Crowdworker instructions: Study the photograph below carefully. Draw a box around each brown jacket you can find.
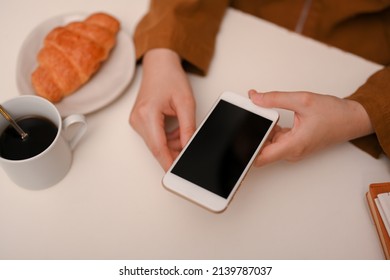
[134,0,390,158]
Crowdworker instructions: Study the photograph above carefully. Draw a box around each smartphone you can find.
[162,91,279,212]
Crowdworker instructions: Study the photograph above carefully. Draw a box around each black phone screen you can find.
[171,100,272,199]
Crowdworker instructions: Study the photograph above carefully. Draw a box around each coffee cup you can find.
[0,95,87,189]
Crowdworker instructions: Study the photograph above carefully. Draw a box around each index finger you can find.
[133,111,174,171]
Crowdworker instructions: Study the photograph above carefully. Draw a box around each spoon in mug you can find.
[0,104,28,140]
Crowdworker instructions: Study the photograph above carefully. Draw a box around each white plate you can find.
[16,13,135,117]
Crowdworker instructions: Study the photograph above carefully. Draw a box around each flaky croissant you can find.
[31,12,120,103]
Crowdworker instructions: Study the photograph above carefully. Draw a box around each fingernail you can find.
[248,89,258,99]
[249,90,265,100]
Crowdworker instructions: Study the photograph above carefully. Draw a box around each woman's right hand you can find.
[248,90,374,166]
[129,48,196,171]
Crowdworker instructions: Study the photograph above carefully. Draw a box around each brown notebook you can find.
[366,182,390,260]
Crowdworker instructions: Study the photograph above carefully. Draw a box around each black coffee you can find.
[0,116,57,160]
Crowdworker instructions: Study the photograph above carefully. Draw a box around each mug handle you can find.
[62,114,87,150]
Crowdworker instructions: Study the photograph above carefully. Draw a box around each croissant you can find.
[31,12,120,103]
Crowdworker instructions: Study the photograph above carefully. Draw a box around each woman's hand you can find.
[130,49,196,171]
[248,90,374,166]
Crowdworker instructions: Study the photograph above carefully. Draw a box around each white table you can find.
[0,0,389,260]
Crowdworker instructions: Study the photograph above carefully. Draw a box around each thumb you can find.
[249,90,308,113]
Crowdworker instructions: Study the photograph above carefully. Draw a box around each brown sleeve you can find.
[134,0,228,75]
[347,67,390,158]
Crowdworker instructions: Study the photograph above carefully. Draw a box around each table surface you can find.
[1,0,389,260]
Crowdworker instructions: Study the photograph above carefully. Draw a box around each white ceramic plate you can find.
[16,13,135,117]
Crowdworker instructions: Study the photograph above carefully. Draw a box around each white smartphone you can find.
[162,91,279,212]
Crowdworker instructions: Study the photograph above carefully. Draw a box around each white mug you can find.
[0,95,87,189]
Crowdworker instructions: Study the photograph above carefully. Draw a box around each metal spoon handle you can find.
[0,105,28,140]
